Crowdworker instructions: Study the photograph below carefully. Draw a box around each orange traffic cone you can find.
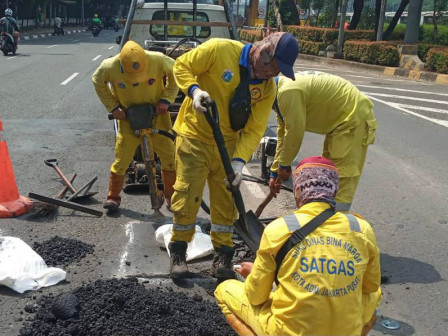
[0,117,33,218]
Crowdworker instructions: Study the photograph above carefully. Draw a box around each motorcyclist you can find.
[92,14,102,30]
[53,16,64,35]
[0,8,20,48]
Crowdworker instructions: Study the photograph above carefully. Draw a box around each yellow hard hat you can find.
[119,41,148,83]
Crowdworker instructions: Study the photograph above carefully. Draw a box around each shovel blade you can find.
[234,210,265,252]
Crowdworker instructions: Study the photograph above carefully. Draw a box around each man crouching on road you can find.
[92,41,178,211]
[215,156,381,336]
[169,33,299,280]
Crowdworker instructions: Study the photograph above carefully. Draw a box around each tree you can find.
[433,0,447,43]
[383,0,409,39]
[348,0,364,29]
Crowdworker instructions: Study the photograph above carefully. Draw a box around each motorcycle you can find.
[53,23,64,36]
[1,32,16,56]
[92,25,100,37]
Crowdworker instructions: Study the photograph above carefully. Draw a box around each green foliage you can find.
[298,39,326,54]
[357,5,376,30]
[425,47,448,73]
[343,40,400,66]
[280,0,301,25]
[421,24,448,45]
[238,29,263,42]
[317,11,334,28]
[417,43,438,61]
[285,25,374,46]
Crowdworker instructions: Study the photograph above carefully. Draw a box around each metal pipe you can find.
[163,0,168,41]
[121,0,138,50]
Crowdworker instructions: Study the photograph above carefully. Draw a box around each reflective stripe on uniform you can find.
[173,223,196,231]
[211,223,234,233]
[345,214,361,232]
[283,214,301,231]
[336,202,352,212]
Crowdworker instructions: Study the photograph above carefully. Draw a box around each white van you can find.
[121,0,237,51]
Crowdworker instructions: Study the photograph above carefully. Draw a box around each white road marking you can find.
[108,46,114,49]
[92,55,102,61]
[46,45,58,48]
[118,221,138,275]
[394,104,448,115]
[242,166,266,199]
[6,56,16,60]
[60,72,79,85]
[357,85,448,97]
[363,92,448,105]
[366,95,448,128]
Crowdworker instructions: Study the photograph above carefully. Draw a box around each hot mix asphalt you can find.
[19,277,236,336]
[33,236,95,267]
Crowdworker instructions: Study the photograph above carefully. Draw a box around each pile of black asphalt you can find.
[20,277,236,336]
[33,236,94,266]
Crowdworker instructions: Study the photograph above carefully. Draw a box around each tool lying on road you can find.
[27,174,77,219]
[44,159,98,201]
[204,100,264,252]
[28,193,103,217]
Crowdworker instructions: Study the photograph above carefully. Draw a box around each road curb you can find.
[298,53,448,84]
[21,29,87,41]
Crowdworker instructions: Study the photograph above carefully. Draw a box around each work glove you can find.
[111,106,126,120]
[192,88,211,113]
[226,160,244,190]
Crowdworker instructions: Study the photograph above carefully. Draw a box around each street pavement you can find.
[0,31,447,336]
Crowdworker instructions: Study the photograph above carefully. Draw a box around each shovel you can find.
[203,101,264,252]
[44,159,98,201]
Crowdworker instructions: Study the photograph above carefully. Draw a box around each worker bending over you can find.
[169,33,299,279]
[216,156,381,336]
[270,71,378,211]
[92,41,178,211]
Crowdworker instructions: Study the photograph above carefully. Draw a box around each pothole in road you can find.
[20,277,236,336]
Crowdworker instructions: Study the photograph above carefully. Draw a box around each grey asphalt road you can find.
[0,32,447,336]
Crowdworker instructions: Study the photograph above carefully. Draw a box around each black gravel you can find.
[20,277,236,336]
[32,236,94,267]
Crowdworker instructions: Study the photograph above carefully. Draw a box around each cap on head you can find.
[274,33,299,80]
[292,156,338,207]
[119,41,148,83]
[5,8,12,16]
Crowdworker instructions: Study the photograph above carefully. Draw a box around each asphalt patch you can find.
[20,277,236,336]
[33,236,94,267]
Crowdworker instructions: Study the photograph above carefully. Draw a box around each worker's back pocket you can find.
[326,127,356,160]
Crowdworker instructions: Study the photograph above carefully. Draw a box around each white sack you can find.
[155,224,214,261]
[0,236,66,293]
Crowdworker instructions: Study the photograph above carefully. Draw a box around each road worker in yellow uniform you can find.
[92,41,178,211]
[169,33,299,280]
[269,71,378,212]
[216,156,381,336]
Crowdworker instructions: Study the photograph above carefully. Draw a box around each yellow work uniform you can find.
[171,38,276,247]
[92,51,178,175]
[272,71,378,211]
[215,202,381,336]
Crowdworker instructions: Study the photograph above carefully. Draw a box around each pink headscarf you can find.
[292,156,339,208]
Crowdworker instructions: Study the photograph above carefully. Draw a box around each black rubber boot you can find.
[211,245,236,280]
[168,241,188,279]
